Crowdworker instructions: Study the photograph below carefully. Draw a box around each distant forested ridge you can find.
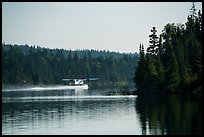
[133,3,202,94]
[2,43,138,87]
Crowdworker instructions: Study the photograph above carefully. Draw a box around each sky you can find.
[2,2,202,53]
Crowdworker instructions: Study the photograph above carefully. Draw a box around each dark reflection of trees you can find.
[135,95,202,135]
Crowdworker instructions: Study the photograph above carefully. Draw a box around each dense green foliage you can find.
[133,4,202,94]
[2,44,138,86]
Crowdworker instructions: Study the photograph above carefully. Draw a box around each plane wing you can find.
[62,78,98,81]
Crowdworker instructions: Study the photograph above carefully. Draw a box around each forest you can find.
[2,43,138,87]
[133,3,202,94]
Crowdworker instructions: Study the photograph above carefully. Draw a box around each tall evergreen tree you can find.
[147,27,159,56]
[133,44,147,94]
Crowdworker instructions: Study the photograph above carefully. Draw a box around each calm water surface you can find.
[2,87,202,135]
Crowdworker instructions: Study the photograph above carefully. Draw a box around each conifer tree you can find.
[133,44,147,94]
[147,27,159,56]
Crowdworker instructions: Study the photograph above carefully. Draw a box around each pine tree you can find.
[147,27,159,56]
[133,44,147,94]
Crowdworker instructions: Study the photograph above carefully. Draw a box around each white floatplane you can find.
[62,78,98,89]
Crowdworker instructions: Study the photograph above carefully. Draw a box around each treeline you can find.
[133,3,202,94]
[2,43,138,86]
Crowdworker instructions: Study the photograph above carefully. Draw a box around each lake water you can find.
[2,86,202,135]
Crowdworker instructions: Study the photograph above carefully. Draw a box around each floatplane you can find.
[62,78,99,89]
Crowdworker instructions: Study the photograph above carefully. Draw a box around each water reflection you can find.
[135,95,202,135]
[2,88,202,135]
[2,88,139,135]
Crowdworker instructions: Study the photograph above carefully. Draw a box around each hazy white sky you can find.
[2,2,202,53]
